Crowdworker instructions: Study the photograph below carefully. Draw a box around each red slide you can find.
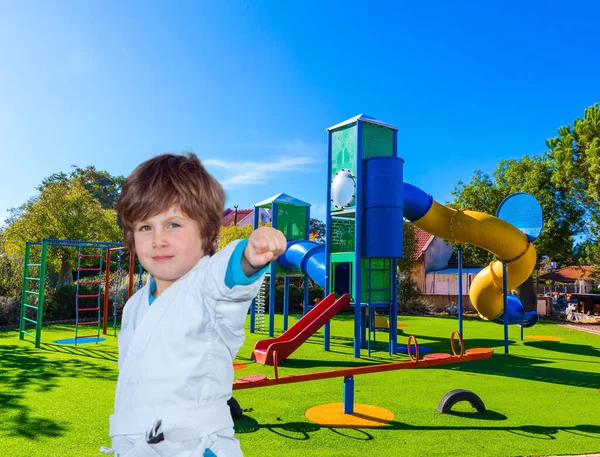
[251,293,350,365]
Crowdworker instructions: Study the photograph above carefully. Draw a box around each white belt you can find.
[103,402,232,457]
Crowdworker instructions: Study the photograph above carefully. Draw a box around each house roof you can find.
[326,114,399,132]
[222,209,253,227]
[539,266,596,283]
[254,193,310,207]
[413,226,434,260]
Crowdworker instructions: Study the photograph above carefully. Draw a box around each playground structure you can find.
[249,114,542,364]
[20,238,121,348]
[248,194,315,336]
[101,247,140,336]
[19,115,542,363]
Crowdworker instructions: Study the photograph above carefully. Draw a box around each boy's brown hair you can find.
[117,153,225,256]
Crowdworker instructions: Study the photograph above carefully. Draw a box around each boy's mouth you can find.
[152,256,173,262]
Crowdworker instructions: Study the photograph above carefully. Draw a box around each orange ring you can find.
[407,335,419,363]
[451,331,464,358]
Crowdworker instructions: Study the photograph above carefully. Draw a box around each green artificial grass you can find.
[0,315,599,456]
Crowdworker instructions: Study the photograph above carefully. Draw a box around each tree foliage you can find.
[450,156,584,265]
[546,103,600,263]
[41,165,125,210]
[216,224,254,252]
[309,218,325,242]
[2,180,121,284]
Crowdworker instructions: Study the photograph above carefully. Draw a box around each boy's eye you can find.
[138,225,151,232]
[168,222,180,229]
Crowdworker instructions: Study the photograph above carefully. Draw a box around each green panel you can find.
[362,122,394,159]
[331,252,354,262]
[330,125,357,211]
[331,218,355,253]
[360,258,391,303]
[275,204,307,274]
[276,204,307,241]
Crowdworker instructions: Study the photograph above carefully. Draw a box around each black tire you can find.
[228,397,243,420]
[438,389,486,413]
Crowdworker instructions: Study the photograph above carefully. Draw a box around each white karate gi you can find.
[105,240,264,457]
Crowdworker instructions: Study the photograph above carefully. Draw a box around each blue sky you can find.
[1,1,598,226]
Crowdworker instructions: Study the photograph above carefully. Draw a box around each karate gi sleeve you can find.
[204,240,268,329]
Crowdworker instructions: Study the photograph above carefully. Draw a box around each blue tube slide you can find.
[495,295,539,328]
[278,240,326,288]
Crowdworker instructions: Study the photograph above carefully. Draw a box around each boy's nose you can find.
[152,231,168,247]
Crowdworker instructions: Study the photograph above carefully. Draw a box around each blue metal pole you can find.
[304,205,310,316]
[303,276,309,316]
[503,261,509,354]
[283,275,289,331]
[390,124,399,355]
[354,120,364,358]
[343,376,355,414]
[324,130,333,352]
[269,202,278,337]
[458,245,463,338]
[390,259,398,355]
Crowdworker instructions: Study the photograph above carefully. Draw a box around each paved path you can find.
[561,323,600,335]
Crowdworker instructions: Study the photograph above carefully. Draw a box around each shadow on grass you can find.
[39,342,118,362]
[234,415,600,442]
[393,331,600,390]
[523,340,600,358]
[0,344,117,440]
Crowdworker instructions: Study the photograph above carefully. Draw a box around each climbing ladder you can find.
[254,278,267,331]
[111,252,122,337]
[75,245,104,342]
[19,240,49,348]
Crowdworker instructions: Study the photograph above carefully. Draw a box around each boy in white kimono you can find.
[102,153,286,457]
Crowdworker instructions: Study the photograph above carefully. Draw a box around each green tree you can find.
[42,165,125,210]
[309,218,325,242]
[3,180,121,284]
[546,103,600,262]
[450,156,584,265]
[6,166,125,228]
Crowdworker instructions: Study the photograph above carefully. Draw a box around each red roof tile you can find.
[539,266,596,283]
[222,209,253,227]
[413,226,433,260]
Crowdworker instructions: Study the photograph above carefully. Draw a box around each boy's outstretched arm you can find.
[242,227,287,276]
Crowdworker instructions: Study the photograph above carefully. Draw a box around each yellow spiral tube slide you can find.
[412,201,537,321]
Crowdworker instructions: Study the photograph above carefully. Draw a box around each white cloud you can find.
[204,155,319,189]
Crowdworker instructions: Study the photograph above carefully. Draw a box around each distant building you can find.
[409,226,484,296]
[222,208,272,227]
[539,265,599,294]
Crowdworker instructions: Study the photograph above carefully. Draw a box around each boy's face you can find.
[133,205,204,296]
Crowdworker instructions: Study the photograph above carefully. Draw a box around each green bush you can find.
[0,252,23,298]
[45,284,77,320]
[0,296,21,326]
[397,276,432,315]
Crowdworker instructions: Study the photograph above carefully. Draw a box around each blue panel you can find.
[403,182,433,222]
[363,157,404,258]
[496,192,543,242]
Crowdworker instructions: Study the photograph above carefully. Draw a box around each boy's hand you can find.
[242,227,287,275]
